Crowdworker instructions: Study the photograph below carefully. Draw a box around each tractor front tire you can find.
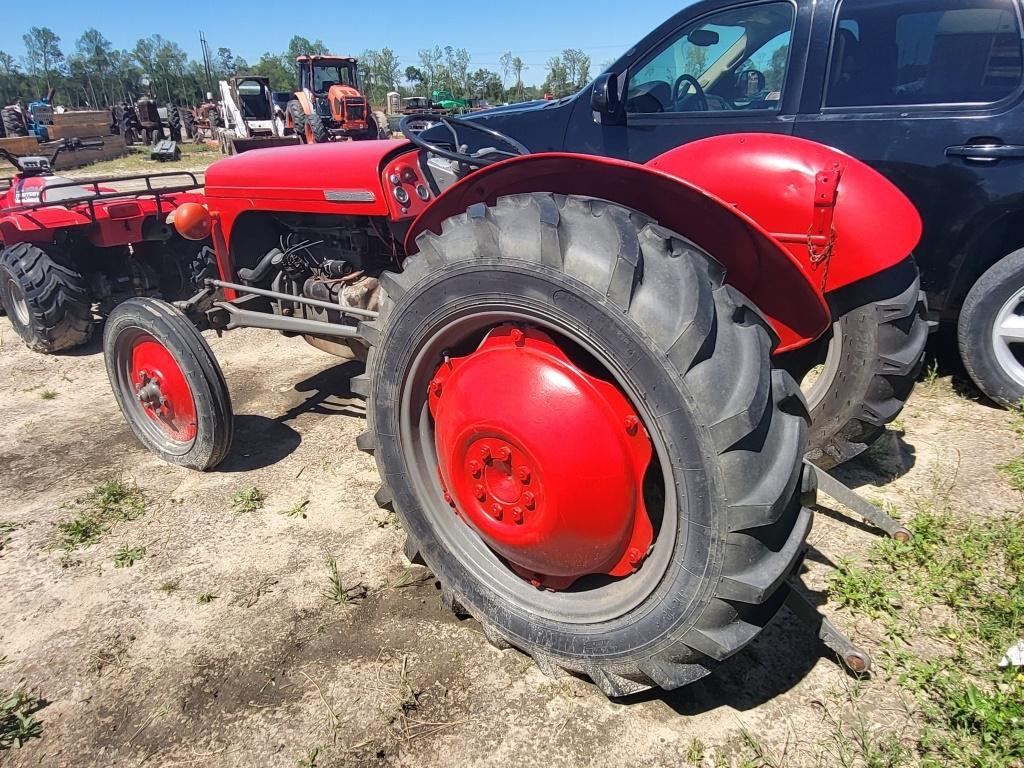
[286,100,306,143]
[104,298,233,471]
[0,243,93,353]
[355,193,811,697]
[305,110,330,143]
[785,258,927,469]
[1,107,27,138]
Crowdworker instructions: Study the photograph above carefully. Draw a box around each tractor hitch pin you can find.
[785,577,872,674]
[805,461,912,541]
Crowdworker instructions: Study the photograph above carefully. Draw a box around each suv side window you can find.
[827,0,1024,108]
[626,2,796,114]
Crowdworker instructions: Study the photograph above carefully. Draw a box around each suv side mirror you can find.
[591,72,625,125]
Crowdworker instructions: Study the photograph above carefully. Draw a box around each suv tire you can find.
[958,247,1024,407]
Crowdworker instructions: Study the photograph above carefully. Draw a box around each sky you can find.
[2,0,692,86]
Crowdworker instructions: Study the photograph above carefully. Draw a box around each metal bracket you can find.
[805,460,912,541]
[786,577,871,674]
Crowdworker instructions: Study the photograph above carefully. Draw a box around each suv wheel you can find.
[959,247,1024,407]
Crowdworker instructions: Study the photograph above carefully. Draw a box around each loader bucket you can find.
[229,136,301,154]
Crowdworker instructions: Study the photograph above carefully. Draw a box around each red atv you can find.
[0,139,211,353]
[102,114,922,696]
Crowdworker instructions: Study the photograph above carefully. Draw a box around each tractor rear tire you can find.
[167,104,182,142]
[104,297,233,471]
[0,243,94,353]
[305,110,330,143]
[1,107,27,138]
[182,109,196,141]
[370,110,390,139]
[355,193,811,697]
[286,100,306,143]
[783,258,927,469]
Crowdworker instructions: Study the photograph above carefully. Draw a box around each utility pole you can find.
[199,31,214,97]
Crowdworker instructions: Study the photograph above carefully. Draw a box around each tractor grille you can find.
[345,99,366,122]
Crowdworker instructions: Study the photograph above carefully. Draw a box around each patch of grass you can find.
[0,690,42,750]
[685,737,706,764]
[825,494,1024,767]
[0,521,19,554]
[231,487,264,515]
[112,544,145,568]
[57,479,146,550]
[282,499,309,519]
[39,390,57,400]
[998,455,1024,492]
[197,591,218,604]
[921,357,941,392]
[827,557,901,618]
[297,746,321,768]
[323,553,365,605]
[157,578,180,595]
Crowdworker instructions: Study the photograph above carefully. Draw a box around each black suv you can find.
[467,0,1024,408]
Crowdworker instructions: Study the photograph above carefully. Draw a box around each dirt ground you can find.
[0,312,1020,767]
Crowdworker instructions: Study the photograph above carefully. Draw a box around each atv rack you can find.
[3,171,202,221]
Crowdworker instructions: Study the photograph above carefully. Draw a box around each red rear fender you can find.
[405,152,830,351]
[648,134,922,293]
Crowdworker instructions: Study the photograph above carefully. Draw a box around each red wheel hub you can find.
[130,335,197,443]
[429,325,653,589]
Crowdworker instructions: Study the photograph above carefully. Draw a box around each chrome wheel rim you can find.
[7,277,30,327]
[992,288,1024,388]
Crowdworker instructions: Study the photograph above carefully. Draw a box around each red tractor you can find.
[101,113,922,696]
[0,139,212,352]
[285,54,389,143]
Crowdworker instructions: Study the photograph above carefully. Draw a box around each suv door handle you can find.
[946,143,1024,162]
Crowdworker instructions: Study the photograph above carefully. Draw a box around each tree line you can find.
[0,26,596,109]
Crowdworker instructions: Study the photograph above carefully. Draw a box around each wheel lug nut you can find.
[490,503,503,520]
[443,491,453,505]
[468,460,482,478]
[479,445,491,461]
[495,446,511,462]
[627,547,642,565]
[511,506,523,523]
[516,465,530,483]
[510,328,525,346]
[625,415,640,435]
[522,491,536,509]
[429,378,443,397]
[474,484,486,501]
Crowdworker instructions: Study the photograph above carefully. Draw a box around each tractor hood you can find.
[204,139,408,205]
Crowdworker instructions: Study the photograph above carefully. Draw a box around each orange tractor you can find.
[285,55,389,143]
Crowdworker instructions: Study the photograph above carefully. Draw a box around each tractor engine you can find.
[243,215,392,335]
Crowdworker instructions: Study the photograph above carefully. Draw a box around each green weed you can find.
[57,480,146,550]
[999,455,1024,492]
[0,690,42,749]
[39,390,56,401]
[112,544,145,568]
[231,487,264,515]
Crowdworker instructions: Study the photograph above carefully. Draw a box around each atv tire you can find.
[784,258,927,469]
[0,243,94,353]
[1,107,27,138]
[355,193,811,697]
[286,100,306,142]
[104,297,233,471]
[305,110,330,143]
